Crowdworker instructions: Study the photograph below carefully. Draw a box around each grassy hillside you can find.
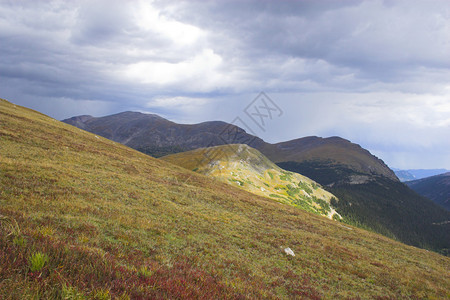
[1,98,450,299]
[162,144,341,219]
[278,161,450,255]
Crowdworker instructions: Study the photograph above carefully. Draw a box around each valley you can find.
[406,172,450,211]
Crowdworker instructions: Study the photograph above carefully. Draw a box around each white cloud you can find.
[132,2,204,46]
[121,48,224,90]
[148,96,209,110]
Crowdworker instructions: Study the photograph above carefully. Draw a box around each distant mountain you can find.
[63,113,396,184]
[63,112,264,157]
[394,170,417,182]
[260,136,399,185]
[162,144,341,219]
[406,172,450,211]
[394,169,450,182]
[64,111,450,254]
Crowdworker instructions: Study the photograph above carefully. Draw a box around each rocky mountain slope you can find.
[162,144,341,219]
[394,170,417,182]
[406,172,450,211]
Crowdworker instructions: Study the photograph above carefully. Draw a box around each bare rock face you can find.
[348,175,371,185]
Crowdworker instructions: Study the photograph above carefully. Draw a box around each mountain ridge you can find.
[264,136,398,183]
[394,168,450,182]
[63,112,265,158]
[63,112,397,183]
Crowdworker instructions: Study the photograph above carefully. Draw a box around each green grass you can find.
[1,98,450,298]
[29,252,49,272]
[162,144,339,219]
[279,171,293,181]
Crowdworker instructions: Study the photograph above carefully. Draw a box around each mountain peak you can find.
[261,136,398,183]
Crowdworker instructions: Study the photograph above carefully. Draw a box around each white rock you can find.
[284,247,295,256]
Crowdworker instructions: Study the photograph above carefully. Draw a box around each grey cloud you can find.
[160,0,450,90]
[70,1,133,45]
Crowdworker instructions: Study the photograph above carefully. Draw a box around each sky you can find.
[1,0,449,170]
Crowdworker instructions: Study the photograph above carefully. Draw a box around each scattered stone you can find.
[284,247,295,256]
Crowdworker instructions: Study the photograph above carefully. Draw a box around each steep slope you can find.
[63,112,264,157]
[162,144,341,219]
[259,141,450,254]
[63,111,450,254]
[406,173,450,211]
[2,98,450,298]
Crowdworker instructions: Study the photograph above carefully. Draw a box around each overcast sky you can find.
[1,0,449,169]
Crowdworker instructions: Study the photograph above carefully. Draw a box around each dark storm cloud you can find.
[158,0,450,89]
[2,0,449,101]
